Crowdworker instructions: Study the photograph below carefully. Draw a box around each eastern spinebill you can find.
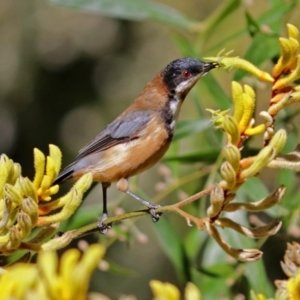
[53,58,217,233]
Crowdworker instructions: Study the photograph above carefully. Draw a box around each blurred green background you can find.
[2,0,300,299]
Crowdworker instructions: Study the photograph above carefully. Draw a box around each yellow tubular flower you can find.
[0,263,39,299]
[287,271,300,300]
[33,148,46,189]
[268,129,287,154]
[37,173,92,226]
[273,55,300,91]
[273,24,299,77]
[0,244,104,300]
[223,143,241,171]
[0,157,10,199]
[185,283,202,300]
[244,124,266,136]
[288,23,299,39]
[223,115,240,145]
[36,145,62,201]
[240,146,276,180]
[205,56,274,82]
[0,144,94,255]
[150,280,180,300]
[238,93,255,134]
[49,144,62,176]
[231,81,244,123]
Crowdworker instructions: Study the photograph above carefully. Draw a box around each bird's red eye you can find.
[182,70,191,78]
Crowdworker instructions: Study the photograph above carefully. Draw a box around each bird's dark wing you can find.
[75,110,151,160]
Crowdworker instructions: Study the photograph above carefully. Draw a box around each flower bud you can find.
[240,146,276,179]
[268,129,287,154]
[4,184,23,205]
[220,161,236,189]
[259,111,273,126]
[21,197,38,225]
[16,177,37,203]
[17,212,33,239]
[223,144,241,171]
[207,184,224,218]
[223,115,240,145]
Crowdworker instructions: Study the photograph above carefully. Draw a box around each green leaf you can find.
[105,259,137,276]
[245,11,261,37]
[193,267,231,299]
[239,177,269,202]
[154,217,190,282]
[163,148,219,163]
[200,74,232,110]
[184,226,205,260]
[206,1,296,54]
[259,1,298,32]
[172,33,198,57]
[198,262,235,278]
[244,259,274,297]
[50,0,194,29]
[200,0,242,40]
[173,119,211,141]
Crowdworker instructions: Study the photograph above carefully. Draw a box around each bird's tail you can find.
[52,167,74,185]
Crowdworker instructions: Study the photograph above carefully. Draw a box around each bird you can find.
[53,58,217,233]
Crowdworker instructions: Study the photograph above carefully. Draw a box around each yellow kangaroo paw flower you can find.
[287,23,299,40]
[268,92,292,116]
[273,55,300,90]
[205,56,274,82]
[0,156,9,199]
[268,129,287,154]
[223,115,240,145]
[16,177,37,203]
[49,144,62,175]
[231,81,244,123]
[244,124,266,136]
[33,148,45,189]
[238,93,255,134]
[4,184,23,205]
[240,146,276,180]
[273,37,299,77]
[10,163,21,186]
[46,157,58,185]
[223,143,241,171]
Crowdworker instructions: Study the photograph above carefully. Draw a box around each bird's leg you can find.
[117,178,161,222]
[97,183,112,234]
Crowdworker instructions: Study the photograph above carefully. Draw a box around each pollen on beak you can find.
[202,61,219,73]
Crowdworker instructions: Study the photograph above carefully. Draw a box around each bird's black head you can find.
[162,58,217,99]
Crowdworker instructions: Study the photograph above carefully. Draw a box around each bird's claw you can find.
[149,204,161,222]
[97,214,112,234]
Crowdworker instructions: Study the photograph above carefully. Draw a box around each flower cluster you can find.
[0,243,104,300]
[250,242,300,300]
[0,145,92,256]
[150,280,201,300]
[192,23,300,261]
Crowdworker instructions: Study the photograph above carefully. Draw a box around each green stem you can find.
[69,186,213,238]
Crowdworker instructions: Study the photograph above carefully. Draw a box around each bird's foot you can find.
[148,204,161,222]
[97,213,112,234]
